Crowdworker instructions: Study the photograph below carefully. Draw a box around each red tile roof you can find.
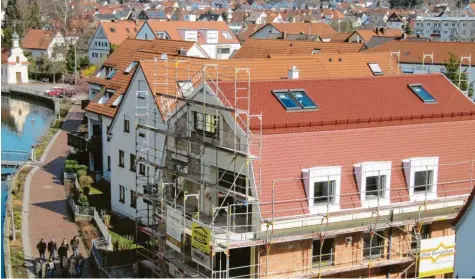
[252,22,337,38]
[21,29,58,50]
[233,38,362,59]
[100,21,143,45]
[257,119,475,219]
[366,41,475,66]
[218,74,475,134]
[1,48,11,63]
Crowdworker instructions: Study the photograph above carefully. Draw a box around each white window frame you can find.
[302,166,341,214]
[402,157,439,202]
[354,162,392,208]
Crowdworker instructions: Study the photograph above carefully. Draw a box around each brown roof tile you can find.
[366,40,475,66]
[233,38,362,59]
[21,29,58,50]
[260,22,337,38]
[100,21,143,45]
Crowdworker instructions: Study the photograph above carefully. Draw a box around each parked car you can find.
[51,87,75,98]
[40,78,49,83]
[45,90,61,97]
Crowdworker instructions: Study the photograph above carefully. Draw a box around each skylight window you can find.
[408,84,437,103]
[222,31,232,39]
[110,28,116,33]
[311,48,321,54]
[290,90,318,109]
[368,63,383,76]
[273,90,318,110]
[124,61,138,74]
[111,95,123,107]
[106,68,117,80]
[273,91,301,110]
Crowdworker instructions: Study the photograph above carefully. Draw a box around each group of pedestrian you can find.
[36,236,84,278]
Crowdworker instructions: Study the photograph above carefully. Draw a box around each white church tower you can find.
[1,31,30,84]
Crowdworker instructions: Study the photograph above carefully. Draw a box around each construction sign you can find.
[166,206,183,253]
[191,221,212,269]
[419,235,455,277]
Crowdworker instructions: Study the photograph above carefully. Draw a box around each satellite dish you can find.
[161,53,168,60]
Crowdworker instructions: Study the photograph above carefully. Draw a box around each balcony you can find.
[67,132,101,152]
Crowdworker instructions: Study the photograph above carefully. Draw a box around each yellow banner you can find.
[419,267,453,278]
[192,222,211,253]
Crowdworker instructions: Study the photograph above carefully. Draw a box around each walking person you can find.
[46,260,55,278]
[70,236,80,258]
[61,256,69,278]
[58,238,69,271]
[68,256,76,278]
[47,238,57,260]
[77,253,85,277]
[36,238,47,261]
[35,259,43,278]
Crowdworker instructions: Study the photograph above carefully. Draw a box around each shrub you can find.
[77,193,89,206]
[77,170,87,178]
[64,160,79,173]
[79,175,93,188]
[76,165,88,175]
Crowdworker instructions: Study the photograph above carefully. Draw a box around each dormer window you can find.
[302,166,341,213]
[354,162,392,207]
[402,157,439,202]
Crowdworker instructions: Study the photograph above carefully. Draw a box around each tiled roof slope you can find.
[218,74,475,134]
[85,39,200,117]
[257,119,475,218]
[101,21,143,45]
[1,48,11,63]
[233,38,363,59]
[21,29,57,50]
[352,28,403,42]
[268,52,399,77]
[366,41,475,66]
[145,21,239,44]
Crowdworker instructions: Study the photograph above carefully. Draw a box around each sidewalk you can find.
[23,105,92,277]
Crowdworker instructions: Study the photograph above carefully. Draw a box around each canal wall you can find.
[1,84,59,116]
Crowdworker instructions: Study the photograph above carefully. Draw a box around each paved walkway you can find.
[23,105,92,277]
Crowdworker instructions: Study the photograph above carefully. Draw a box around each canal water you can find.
[1,95,55,278]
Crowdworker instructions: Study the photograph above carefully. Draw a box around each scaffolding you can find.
[421,53,434,73]
[458,54,472,94]
[132,57,474,279]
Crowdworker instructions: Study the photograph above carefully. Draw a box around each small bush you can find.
[64,160,79,173]
[77,193,89,206]
[79,175,93,189]
[76,164,88,174]
[77,170,87,178]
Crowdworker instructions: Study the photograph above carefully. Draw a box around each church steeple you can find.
[12,31,20,48]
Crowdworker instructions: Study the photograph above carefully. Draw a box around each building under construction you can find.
[131,57,475,278]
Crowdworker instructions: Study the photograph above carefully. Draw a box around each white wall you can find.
[250,24,280,39]
[454,198,475,278]
[109,67,166,219]
[89,25,112,65]
[2,41,29,83]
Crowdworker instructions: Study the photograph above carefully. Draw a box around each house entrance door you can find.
[16,72,22,83]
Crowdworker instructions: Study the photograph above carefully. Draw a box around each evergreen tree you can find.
[404,24,412,35]
[444,52,468,91]
[28,0,42,29]
[5,0,20,23]
[1,26,14,48]
[66,45,77,73]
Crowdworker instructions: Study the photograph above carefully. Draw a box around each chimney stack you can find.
[288,66,300,79]
[282,31,287,39]
[379,27,384,34]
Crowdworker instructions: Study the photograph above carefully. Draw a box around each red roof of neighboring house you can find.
[100,21,143,45]
[253,22,337,38]
[452,185,475,226]
[1,48,11,63]
[21,29,58,50]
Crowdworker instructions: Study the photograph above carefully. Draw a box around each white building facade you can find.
[413,17,475,42]
[1,32,29,83]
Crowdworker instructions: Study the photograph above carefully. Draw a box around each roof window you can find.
[111,95,123,107]
[311,48,321,54]
[222,31,232,39]
[110,27,116,33]
[273,89,318,110]
[290,90,318,109]
[106,68,117,80]
[408,84,436,103]
[273,90,301,110]
[368,63,383,76]
[124,61,138,74]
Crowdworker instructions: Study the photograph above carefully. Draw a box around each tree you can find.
[79,56,90,69]
[28,0,42,29]
[1,26,14,48]
[221,11,228,21]
[444,52,468,91]
[405,24,412,35]
[66,45,77,73]
[5,0,20,24]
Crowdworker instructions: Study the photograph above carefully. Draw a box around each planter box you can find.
[64,172,76,182]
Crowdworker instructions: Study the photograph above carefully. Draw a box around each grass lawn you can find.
[110,230,142,251]
[88,186,103,195]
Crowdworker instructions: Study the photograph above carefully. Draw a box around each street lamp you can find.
[31,118,36,161]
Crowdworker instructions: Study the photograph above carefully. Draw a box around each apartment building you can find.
[117,54,475,278]
[367,40,475,91]
[412,17,475,42]
[87,52,398,223]
[135,21,240,59]
[69,39,208,184]
[88,21,142,64]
